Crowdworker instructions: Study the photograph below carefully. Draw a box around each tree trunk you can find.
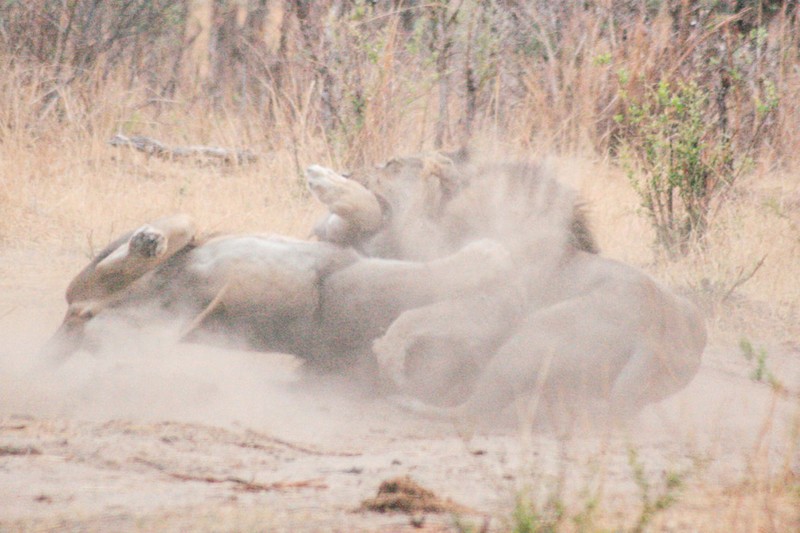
[433,6,452,149]
[209,0,240,106]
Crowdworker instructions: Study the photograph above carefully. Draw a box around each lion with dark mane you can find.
[307,151,706,431]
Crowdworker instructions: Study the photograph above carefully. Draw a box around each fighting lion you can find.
[44,214,514,383]
[307,151,707,430]
[44,149,705,433]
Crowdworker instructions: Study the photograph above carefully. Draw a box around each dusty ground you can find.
[1,248,799,532]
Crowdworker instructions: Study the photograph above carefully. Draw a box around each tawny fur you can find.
[307,152,706,430]
[46,214,514,384]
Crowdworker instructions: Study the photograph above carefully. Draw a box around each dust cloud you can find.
[0,302,381,443]
[1,232,798,532]
[2,284,793,469]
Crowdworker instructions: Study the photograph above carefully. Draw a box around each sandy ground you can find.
[1,248,799,532]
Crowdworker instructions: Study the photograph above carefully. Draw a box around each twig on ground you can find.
[167,471,328,493]
[0,444,41,456]
[132,457,327,492]
[240,428,363,457]
[721,254,768,303]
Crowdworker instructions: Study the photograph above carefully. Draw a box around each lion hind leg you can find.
[179,280,231,341]
[94,224,167,275]
[449,293,624,434]
[607,342,692,424]
[95,214,196,278]
[373,304,446,388]
[66,214,197,305]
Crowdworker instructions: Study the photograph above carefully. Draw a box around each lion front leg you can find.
[373,303,453,389]
[375,287,525,404]
[427,239,514,297]
[305,165,384,244]
[322,238,514,335]
[372,325,411,389]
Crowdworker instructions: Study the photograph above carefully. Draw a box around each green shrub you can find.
[616,80,728,255]
[616,74,777,256]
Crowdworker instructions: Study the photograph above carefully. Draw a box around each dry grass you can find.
[5,116,798,343]
[549,155,800,346]
[0,94,314,253]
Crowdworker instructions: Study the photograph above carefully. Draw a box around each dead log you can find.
[108,134,257,165]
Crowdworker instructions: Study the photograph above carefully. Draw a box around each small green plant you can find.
[616,80,728,255]
[570,491,599,532]
[615,75,778,256]
[511,497,540,533]
[739,338,783,389]
[593,52,613,66]
[451,513,478,533]
[510,492,564,533]
[628,447,686,532]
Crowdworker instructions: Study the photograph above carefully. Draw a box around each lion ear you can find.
[413,154,459,219]
[441,146,470,164]
[422,153,460,202]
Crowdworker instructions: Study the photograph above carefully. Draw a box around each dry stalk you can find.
[721,254,768,303]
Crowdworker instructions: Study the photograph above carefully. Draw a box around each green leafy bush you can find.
[616,71,778,256]
[617,80,729,254]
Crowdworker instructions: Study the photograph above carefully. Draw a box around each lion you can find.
[306,152,707,430]
[44,214,515,383]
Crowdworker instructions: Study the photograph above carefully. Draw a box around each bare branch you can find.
[721,254,768,303]
[108,134,257,165]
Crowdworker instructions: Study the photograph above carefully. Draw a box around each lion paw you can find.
[460,239,513,268]
[373,335,407,388]
[305,165,346,205]
[453,239,514,285]
[129,225,167,259]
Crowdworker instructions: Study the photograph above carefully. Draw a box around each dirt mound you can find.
[360,476,473,515]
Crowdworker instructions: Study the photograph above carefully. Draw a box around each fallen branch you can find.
[167,472,328,493]
[0,444,41,456]
[108,134,257,165]
[240,428,362,457]
[721,254,768,303]
[132,457,326,492]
